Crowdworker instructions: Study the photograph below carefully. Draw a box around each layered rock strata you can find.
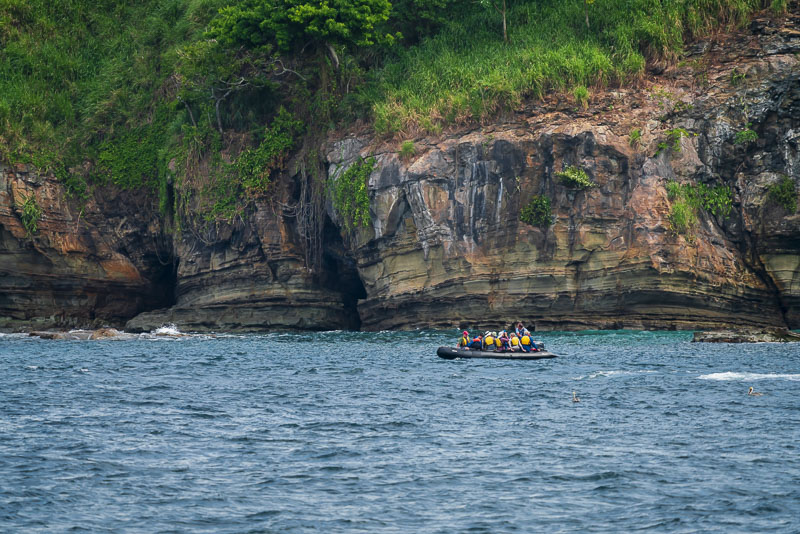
[328,16,800,331]
[0,165,174,329]
[125,169,365,332]
[125,207,362,332]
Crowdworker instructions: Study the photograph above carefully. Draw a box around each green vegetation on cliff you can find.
[769,176,797,213]
[556,165,594,190]
[520,195,552,228]
[0,0,224,212]
[331,156,375,232]
[666,180,733,236]
[16,193,42,237]
[0,0,784,225]
[369,0,778,134]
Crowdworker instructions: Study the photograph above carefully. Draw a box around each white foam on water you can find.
[153,324,182,336]
[573,370,657,380]
[0,333,24,340]
[698,372,800,381]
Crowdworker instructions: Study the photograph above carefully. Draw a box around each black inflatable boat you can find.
[437,346,557,360]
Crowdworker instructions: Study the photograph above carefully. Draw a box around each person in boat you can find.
[519,329,536,352]
[457,330,470,348]
[498,330,511,351]
[514,321,528,339]
[468,334,483,350]
[509,332,521,351]
[482,331,496,351]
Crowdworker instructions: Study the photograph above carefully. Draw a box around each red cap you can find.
[463,331,469,335]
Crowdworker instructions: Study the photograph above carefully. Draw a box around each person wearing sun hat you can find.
[483,331,496,351]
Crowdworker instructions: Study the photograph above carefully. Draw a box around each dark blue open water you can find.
[1,330,799,533]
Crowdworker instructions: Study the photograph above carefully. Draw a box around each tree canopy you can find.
[207,0,393,52]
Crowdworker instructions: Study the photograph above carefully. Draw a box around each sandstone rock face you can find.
[125,174,364,333]
[328,18,800,331]
[0,165,174,330]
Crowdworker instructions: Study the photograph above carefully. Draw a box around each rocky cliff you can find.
[1,12,799,333]
[0,164,174,329]
[328,13,800,331]
[125,185,364,332]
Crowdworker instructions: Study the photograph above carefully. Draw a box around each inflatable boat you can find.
[437,346,557,360]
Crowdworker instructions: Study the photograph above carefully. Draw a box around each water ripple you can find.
[1,330,798,532]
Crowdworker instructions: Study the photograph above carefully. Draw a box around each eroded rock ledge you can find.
[328,14,800,331]
[693,328,800,343]
[0,164,175,330]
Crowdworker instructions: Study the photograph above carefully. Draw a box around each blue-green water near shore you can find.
[1,330,799,533]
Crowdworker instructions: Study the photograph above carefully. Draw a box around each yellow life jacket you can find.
[495,337,502,347]
[510,337,520,347]
[521,335,531,346]
[459,336,469,347]
[484,335,495,347]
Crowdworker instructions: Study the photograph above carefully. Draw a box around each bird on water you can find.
[572,391,580,402]
[748,386,763,396]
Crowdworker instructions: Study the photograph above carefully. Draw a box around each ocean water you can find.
[1,329,798,533]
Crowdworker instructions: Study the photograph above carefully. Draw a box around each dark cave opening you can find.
[319,215,366,330]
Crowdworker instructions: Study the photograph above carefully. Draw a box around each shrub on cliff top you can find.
[520,195,553,228]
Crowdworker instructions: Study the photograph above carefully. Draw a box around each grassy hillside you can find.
[0,0,224,197]
[368,0,784,134]
[0,0,787,218]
